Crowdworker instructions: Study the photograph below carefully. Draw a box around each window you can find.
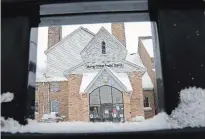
[51,100,60,113]
[144,96,149,107]
[112,88,123,104]
[90,88,100,105]
[89,86,124,122]
[36,84,39,92]
[35,101,38,112]
[49,82,60,92]
[102,41,106,54]
[100,85,112,103]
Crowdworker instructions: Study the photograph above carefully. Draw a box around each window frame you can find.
[89,85,124,122]
[35,101,39,113]
[2,0,205,138]
[49,82,60,92]
[50,100,60,113]
[36,83,39,92]
[143,96,150,108]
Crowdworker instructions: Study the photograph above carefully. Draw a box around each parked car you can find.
[40,112,64,123]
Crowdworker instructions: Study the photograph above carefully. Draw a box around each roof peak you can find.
[45,26,95,54]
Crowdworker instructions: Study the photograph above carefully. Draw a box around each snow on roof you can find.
[142,72,154,90]
[80,72,98,93]
[2,87,205,133]
[80,67,133,93]
[108,67,133,92]
[125,53,145,68]
[141,39,154,58]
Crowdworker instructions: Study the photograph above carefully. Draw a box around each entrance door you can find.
[89,85,124,122]
[100,103,113,122]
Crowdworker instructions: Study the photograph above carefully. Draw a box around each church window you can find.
[102,41,106,54]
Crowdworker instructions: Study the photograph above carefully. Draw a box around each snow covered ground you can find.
[1,87,205,133]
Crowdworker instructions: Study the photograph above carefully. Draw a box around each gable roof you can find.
[45,27,95,77]
[45,27,95,54]
[80,27,127,57]
[83,67,130,93]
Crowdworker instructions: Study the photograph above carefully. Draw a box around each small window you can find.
[49,82,60,92]
[102,41,106,54]
[36,84,39,92]
[51,100,60,113]
[35,101,38,112]
[144,96,149,107]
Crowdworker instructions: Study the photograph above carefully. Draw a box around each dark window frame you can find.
[2,0,205,138]
[89,85,124,122]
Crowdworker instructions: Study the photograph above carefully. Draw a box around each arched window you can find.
[101,41,106,54]
[89,85,124,123]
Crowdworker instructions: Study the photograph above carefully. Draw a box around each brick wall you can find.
[67,75,89,121]
[143,90,155,119]
[48,26,62,49]
[111,23,126,47]
[35,81,68,121]
[128,72,145,117]
[123,93,131,121]
[138,39,156,86]
[35,73,154,121]
[138,37,157,118]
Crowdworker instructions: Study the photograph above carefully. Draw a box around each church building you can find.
[35,23,156,122]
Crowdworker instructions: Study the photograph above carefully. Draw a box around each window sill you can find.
[143,107,152,111]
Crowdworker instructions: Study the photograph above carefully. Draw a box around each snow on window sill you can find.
[144,107,152,111]
[1,87,205,133]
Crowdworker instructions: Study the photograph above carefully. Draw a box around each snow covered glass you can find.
[89,85,124,122]
[102,41,106,54]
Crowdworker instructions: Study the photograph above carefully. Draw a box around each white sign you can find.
[86,63,123,69]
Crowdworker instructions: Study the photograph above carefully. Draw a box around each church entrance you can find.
[89,85,124,122]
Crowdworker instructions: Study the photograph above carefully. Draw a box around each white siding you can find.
[46,28,94,77]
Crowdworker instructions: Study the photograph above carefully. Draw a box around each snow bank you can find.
[169,87,205,128]
[1,92,14,103]
[1,87,205,133]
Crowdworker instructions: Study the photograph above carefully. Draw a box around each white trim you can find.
[123,60,146,72]
[84,67,127,93]
[64,60,146,76]
[63,62,87,77]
